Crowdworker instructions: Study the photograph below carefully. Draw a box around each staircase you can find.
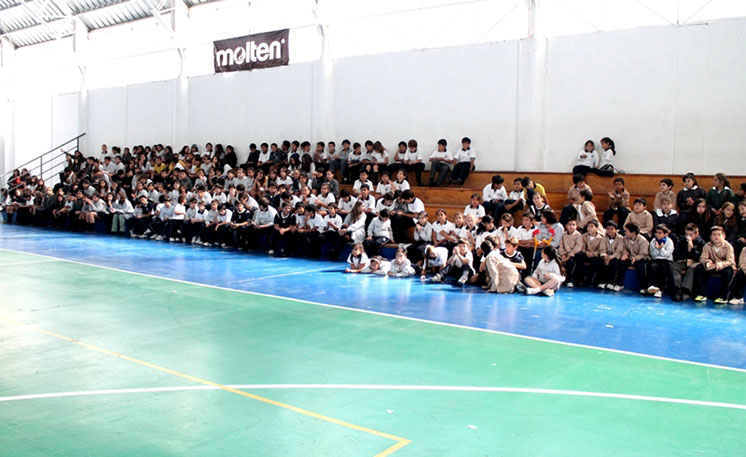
[2,133,86,192]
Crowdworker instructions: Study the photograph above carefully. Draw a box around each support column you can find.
[0,37,16,183]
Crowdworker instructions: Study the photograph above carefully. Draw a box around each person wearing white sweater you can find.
[110,192,134,234]
[363,209,394,256]
[525,246,566,296]
[388,249,418,278]
[572,140,598,176]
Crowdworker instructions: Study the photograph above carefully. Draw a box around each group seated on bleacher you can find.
[1,139,745,308]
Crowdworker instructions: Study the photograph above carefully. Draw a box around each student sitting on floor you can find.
[646,224,674,298]
[525,246,566,297]
[599,221,626,291]
[388,248,418,278]
[481,240,520,294]
[432,238,474,286]
[500,237,526,286]
[362,256,391,276]
[622,222,651,294]
[694,225,735,305]
[421,244,449,280]
[345,242,369,273]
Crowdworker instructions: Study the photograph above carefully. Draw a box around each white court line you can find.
[237,266,339,283]
[1,384,745,411]
[0,259,59,268]
[1,246,746,374]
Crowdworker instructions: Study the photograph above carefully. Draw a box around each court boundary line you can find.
[2,384,745,411]
[237,266,340,282]
[0,259,59,267]
[2,246,745,374]
[1,317,411,457]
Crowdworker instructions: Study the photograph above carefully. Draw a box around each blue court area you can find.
[1,223,745,370]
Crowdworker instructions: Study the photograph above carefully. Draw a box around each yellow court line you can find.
[2,317,411,457]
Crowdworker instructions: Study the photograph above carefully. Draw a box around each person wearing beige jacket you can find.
[560,219,583,287]
[728,248,746,306]
[626,198,654,238]
[623,222,651,293]
[576,220,605,287]
[599,220,627,291]
[694,225,735,304]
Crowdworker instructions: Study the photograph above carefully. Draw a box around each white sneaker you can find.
[729,298,744,305]
[647,286,659,294]
[142,230,152,237]
[457,274,468,286]
[169,237,175,242]
[431,274,443,283]
[639,289,646,294]
[566,282,574,288]
[526,287,540,295]
[155,235,164,241]
[268,249,275,255]
[598,284,607,290]
[221,243,228,248]
[191,237,198,244]
[653,291,662,298]
[606,284,615,290]
[613,285,623,292]
[543,289,555,297]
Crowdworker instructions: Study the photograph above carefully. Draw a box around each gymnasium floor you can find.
[1,224,745,456]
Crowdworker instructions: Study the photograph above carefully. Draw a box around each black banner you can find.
[214,29,289,73]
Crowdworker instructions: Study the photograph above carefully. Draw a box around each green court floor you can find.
[1,249,745,456]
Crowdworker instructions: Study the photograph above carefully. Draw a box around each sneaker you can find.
[515,283,527,293]
[598,284,607,290]
[613,285,623,292]
[191,236,198,244]
[714,298,728,306]
[729,298,744,306]
[694,295,707,302]
[142,229,152,237]
[431,274,443,283]
[457,274,468,286]
[647,286,659,294]
[606,284,615,290]
[221,243,228,248]
[169,237,175,242]
[526,287,540,295]
[155,235,164,241]
[543,289,555,297]
[639,289,646,295]
[268,249,275,255]
[653,291,662,298]
[566,282,574,288]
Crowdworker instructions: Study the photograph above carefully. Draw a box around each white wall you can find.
[6,16,746,176]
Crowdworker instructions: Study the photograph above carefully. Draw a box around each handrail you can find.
[2,133,86,179]
[3,133,86,192]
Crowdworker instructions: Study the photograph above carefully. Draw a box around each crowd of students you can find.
[1,139,745,307]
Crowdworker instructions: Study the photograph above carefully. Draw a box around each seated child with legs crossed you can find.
[432,238,475,286]
[525,246,566,297]
[481,239,521,294]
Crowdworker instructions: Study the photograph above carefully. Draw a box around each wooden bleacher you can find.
[342,171,746,223]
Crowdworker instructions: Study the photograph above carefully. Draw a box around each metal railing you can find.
[2,133,86,192]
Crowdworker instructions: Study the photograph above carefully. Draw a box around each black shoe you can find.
[416,182,424,187]
[672,291,682,302]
